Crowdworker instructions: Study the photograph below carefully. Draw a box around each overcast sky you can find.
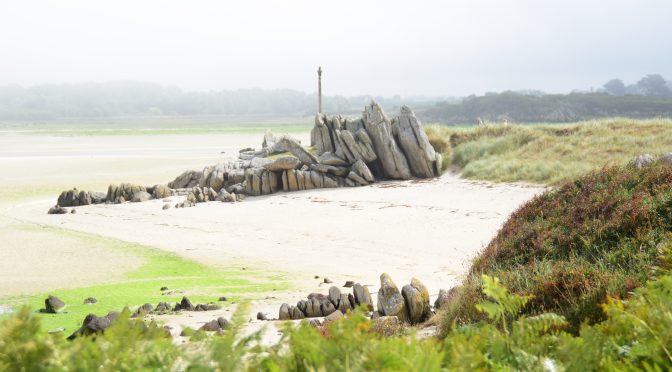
[1,0,670,97]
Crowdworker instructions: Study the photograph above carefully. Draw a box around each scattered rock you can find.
[162,203,171,210]
[70,209,77,214]
[160,286,169,291]
[256,312,268,320]
[155,302,171,314]
[44,295,65,313]
[152,184,173,199]
[83,297,97,305]
[633,154,655,169]
[323,277,333,284]
[48,205,68,214]
[660,152,672,165]
[218,296,227,302]
[68,311,120,340]
[174,296,194,311]
[132,303,153,318]
[200,317,229,332]
[377,273,408,322]
[48,327,65,334]
[343,281,355,288]
[194,303,221,311]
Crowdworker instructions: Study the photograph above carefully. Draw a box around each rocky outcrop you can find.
[49,103,440,212]
[67,311,120,340]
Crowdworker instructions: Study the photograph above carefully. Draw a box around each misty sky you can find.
[1,0,670,97]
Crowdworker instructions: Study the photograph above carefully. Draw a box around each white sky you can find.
[0,0,670,96]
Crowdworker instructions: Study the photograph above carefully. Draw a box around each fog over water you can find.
[1,0,670,96]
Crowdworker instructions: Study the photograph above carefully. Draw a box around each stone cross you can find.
[317,66,322,114]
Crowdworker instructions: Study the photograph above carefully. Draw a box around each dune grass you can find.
[1,227,288,334]
[425,117,672,184]
[439,161,672,335]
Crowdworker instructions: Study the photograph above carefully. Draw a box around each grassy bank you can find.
[1,225,288,333]
[426,117,672,184]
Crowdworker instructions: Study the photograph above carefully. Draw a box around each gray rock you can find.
[318,152,348,166]
[394,106,441,177]
[152,184,173,199]
[321,300,336,316]
[264,156,302,171]
[372,315,401,336]
[162,203,171,210]
[132,303,154,318]
[174,297,194,311]
[216,188,237,202]
[660,152,672,165]
[311,114,335,154]
[338,293,353,313]
[67,311,120,340]
[377,273,408,323]
[168,170,202,189]
[324,309,344,323]
[257,312,268,321]
[633,154,655,169]
[290,306,305,320]
[353,283,374,311]
[276,136,318,165]
[362,102,411,180]
[435,288,456,310]
[328,286,342,308]
[347,171,369,186]
[48,205,68,214]
[45,295,65,313]
[352,160,375,183]
[305,298,323,318]
[279,303,291,320]
[200,317,229,332]
[343,281,355,288]
[401,278,431,324]
[83,297,97,304]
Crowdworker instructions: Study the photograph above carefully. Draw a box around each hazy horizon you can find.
[2,0,671,97]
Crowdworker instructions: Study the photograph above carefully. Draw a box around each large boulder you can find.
[264,156,302,172]
[131,191,151,203]
[279,303,291,320]
[377,273,408,323]
[393,106,441,178]
[152,184,173,199]
[57,188,99,207]
[401,278,431,324]
[362,102,411,180]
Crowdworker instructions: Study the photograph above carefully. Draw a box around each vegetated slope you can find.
[420,92,672,124]
[424,118,672,184]
[440,161,672,334]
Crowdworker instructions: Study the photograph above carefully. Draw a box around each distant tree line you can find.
[0,81,435,120]
[421,74,672,124]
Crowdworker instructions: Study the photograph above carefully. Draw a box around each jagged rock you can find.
[155,302,170,313]
[310,164,349,177]
[279,303,291,320]
[352,160,375,183]
[324,309,344,323]
[347,171,369,186]
[107,183,147,204]
[168,170,202,189]
[353,283,374,311]
[131,191,151,202]
[362,102,411,179]
[401,278,431,324]
[290,306,305,320]
[394,106,441,177]
[44,295,65,313]
[264,156,302,171]
[633,154,655,169]
[328,286,342,308]
[297,300,308,314]
[132,303,153,318]
[377,273,408,323]
[318,152,348,166]
[48,205,68,214]
[276,136,318,165]
[152,184,173,199]
[67,311,120,340]
[83,297,97,304]
[216,188,237,202]
[311,114,335,154]
[434,288,456,310]
[174,297,194,311]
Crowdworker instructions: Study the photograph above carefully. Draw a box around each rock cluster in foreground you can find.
[49,103,440,213]
[277,273,433,325]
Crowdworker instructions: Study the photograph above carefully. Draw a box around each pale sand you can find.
[1,132,543,337]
